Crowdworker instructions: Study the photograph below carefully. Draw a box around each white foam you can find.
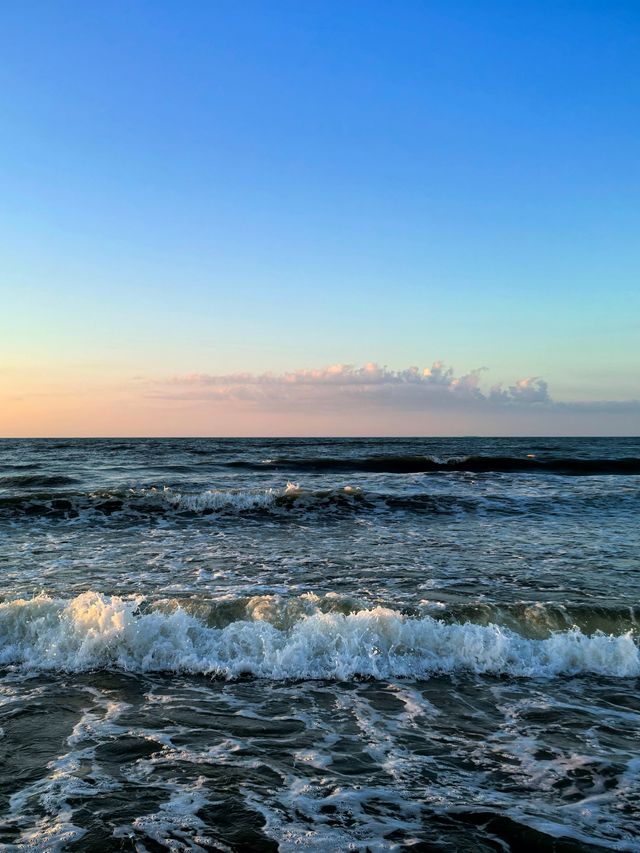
[159,485,281,512]
[133,482,370,515]
[0,592,637,679]
[122,776,215,851]
[3,686,126,851]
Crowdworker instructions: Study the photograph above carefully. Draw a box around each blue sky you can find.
[1,1,638,434]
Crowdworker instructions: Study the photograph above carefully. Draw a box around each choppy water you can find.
[0,437,638,851]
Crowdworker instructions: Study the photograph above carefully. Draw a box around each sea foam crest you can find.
[159,482,363,513]
[0,593,638,679]
[160,483,290,512]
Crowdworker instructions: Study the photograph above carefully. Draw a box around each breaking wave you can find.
[0,483,492,520]
[0,592,637,679]
[1,480,637,521]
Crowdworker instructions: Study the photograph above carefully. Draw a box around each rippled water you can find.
[0,437,638,851]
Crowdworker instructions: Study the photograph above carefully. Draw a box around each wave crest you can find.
[0,592,637,679]
[0,483,488,520]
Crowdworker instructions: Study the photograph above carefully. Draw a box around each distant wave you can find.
[1,481,635,521]
[0,483,477,520]
[0,592,637,679]
[227,454,640,475]
[0,474,78,488]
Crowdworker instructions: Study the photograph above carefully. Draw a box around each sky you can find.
[0,0,638,436]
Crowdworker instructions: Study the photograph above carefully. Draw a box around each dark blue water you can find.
[0,437,638,850]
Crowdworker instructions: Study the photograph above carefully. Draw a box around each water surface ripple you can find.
[0,437,638,851]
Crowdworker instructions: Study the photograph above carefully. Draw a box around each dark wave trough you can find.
[227,454,640,475]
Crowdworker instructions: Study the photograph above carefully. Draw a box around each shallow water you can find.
[0,437,638,850]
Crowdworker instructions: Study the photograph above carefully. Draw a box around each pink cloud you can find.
[489,377,550,404]
[152,361,551,411]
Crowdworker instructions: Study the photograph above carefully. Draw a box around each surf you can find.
[0,592,637,679]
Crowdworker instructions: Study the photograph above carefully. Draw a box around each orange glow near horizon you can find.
[1,366,638,438]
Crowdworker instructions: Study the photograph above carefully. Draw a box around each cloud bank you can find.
[152,361,580,412]
[131,361,639,435]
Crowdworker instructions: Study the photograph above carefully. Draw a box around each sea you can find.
[0,437,638,852]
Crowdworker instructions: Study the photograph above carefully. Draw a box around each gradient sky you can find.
[1,0,639,435]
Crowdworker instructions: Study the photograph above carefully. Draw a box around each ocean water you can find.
[0,437,638,852]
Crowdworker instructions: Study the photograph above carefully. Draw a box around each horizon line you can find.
[1,434,638,441]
